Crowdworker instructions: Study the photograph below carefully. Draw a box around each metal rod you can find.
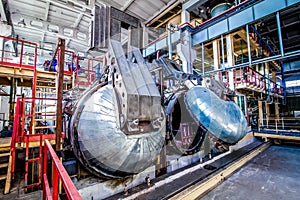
[246,24,252,65]
[276,12,284,57]
[168,23,172,60]
[202,43,205,76]
[221,35,225,67]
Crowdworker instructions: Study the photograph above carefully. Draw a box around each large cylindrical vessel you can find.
[69,84,166,178]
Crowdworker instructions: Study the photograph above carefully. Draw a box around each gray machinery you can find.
[67,40,165,178]
[64,40,247,179]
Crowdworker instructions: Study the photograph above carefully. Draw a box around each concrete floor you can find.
[202,145,300,200]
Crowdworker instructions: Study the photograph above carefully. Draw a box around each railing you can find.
[43,139,82,200]
[248,25,281,67]
[0,35,37,69]
[0,35,73,76]
[233,66,284,95]
[258,117,300,133]
[74,56,101,87]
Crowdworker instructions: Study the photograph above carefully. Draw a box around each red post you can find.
[11,98,22,179]
[21,99,26,140]
[24,135,29,187]
[38,134,43,186]
[52,162,59,200]
[43,139,82,200]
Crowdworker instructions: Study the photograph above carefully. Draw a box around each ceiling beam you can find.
[49,0,92,17]
[0,0,7,22]
[44,1,50,21]
[145,0,180,26]
[73,13,83,28]
[121,0,135,11]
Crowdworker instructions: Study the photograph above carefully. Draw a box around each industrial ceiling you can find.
[0,0,181,57]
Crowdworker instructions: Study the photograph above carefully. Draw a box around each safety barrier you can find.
[233,66,284,95]
[258,117,300,133]
[0,35,72,75]
[43,139,82,200]
[74,56,102,87]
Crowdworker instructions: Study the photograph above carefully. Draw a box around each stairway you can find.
[0,137,12,194]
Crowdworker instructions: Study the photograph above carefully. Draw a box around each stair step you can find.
[35,104,56,107]
[36,91,57,94]
[0,152,10,157]
[34,126,56,129]
[35,112,56,115]
[0,175,6,181]
[34,118,56,121]
[36,85,56,89]
[37,79,55,82]
[0,163,8,168]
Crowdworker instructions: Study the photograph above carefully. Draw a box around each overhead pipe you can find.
[276,12,284,57]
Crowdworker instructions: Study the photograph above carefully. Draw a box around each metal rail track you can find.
[168,141,271,200]
[114,140,271,200]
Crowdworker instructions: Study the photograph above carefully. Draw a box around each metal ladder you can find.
[23,76,58,190]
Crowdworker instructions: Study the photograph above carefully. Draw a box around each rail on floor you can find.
[43,139,82,200]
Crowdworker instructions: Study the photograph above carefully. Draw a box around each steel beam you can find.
[121,0,135,11]
[182,0,209,11]
[145,0,179,26]
[44,1,50,21]
[246,25,252,65]
[143,31,180,57]
[73,13,83,28]
[0,0,7,22]
[192,0,300,46]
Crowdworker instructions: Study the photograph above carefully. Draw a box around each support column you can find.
[265,101,270,127]
[272,69,276,83]
[142,24,149,48]
[0,37,4,62]
[55,38,65,151]
[226,34,235,90]
[275,103,279,119]
[9,78,17,123]
[177,9,195,74]
[265,62,270,95]
[213,40,220,80]
[258,100,264,127]
[181,9,190,24]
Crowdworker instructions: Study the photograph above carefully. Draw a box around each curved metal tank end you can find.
[165,90,206,155]
[185,86,247,144]
[70,84,165,179]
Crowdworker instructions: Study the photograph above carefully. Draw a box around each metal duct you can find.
[185,86,247,144]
